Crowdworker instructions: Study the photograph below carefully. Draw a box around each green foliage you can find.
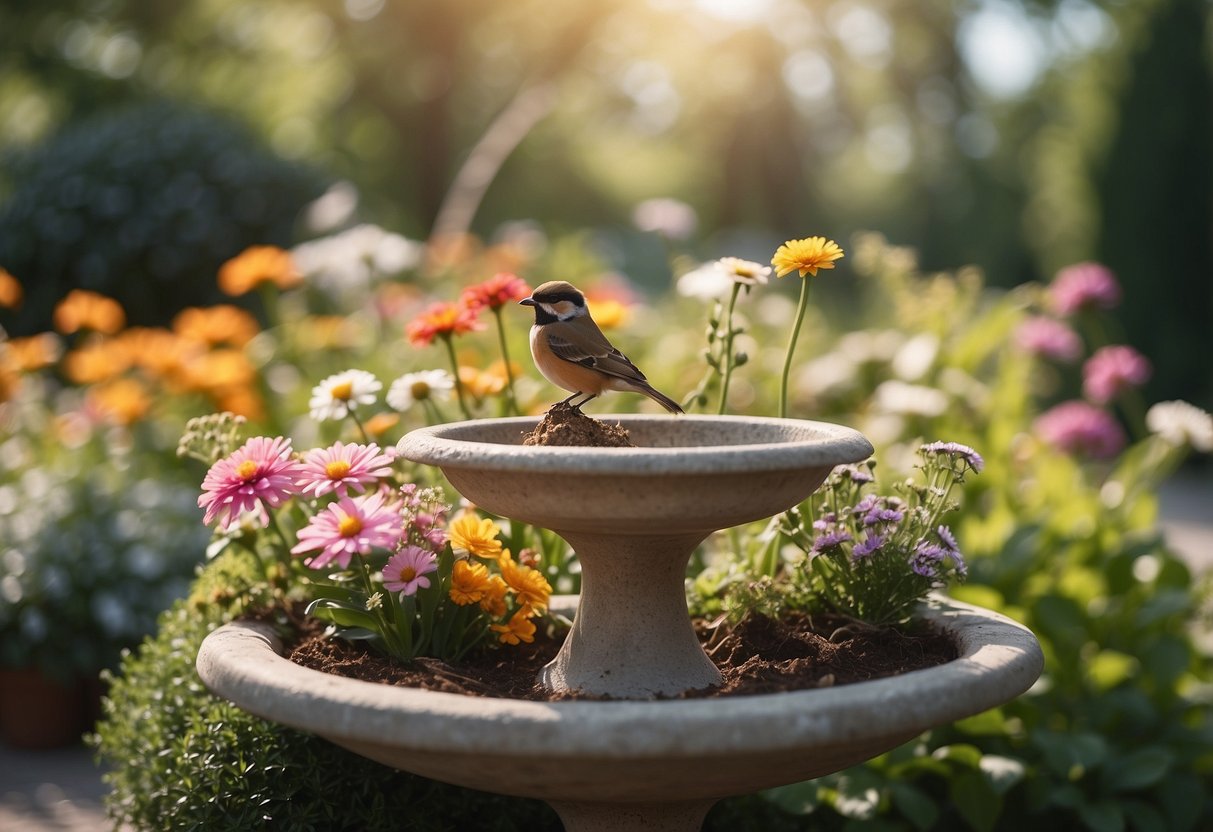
[90,549,563,832]
[0,99,326,334]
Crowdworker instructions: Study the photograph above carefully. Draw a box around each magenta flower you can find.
[1083,345,1151,405]
[1014,316,1082,363]
[1035,400,1126,459]
[198,436,304,529]
[1049,262,1121,316]
[383,546,438,597]
[291,491,403,570]
[297,441,395,499]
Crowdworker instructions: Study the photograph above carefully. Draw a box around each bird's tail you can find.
[637,383,685,414]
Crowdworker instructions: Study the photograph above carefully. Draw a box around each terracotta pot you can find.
[0,667,88,749]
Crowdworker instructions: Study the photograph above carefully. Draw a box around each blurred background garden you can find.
[1,0,1212,830]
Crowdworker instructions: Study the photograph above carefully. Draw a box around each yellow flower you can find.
[771,236,845,278]
[479,575,509,617]
[491,609,537,645]
[498,550,551,613]
[0,269,23,309]
[218,246,301,296]
[585,296,628,329]
[53,290,126,334]
[449,559,492,606]
[62,339,132,384]
[458,364,507,398]
[447,512,504,559]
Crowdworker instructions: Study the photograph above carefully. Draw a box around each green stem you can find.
[347,409,372,444]
[779,278,814,419]
[491,307,521,416]
[717,283,743,415]
[441,335,473,419]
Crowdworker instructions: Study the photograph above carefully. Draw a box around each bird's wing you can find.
[546,320,649,383]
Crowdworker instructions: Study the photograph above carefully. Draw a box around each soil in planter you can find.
[522,402,634,447]
[288,611,958,701]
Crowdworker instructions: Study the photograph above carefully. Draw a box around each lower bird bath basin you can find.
[197,415,1044,831]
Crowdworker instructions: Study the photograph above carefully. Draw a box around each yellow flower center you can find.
[329,380,354,401]
[325,460,352,479]
[338,515,362,537]
[236,460,259,481]
[398,566,417,581]
[410,381,431,400]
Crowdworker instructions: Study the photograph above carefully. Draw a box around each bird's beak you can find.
[519,297,536,307]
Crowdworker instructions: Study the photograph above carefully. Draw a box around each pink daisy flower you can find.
[291,491,403,570]
[1049,262,1121,316]
[1014,316,1082,363]
[1082,345,1152,405]
[383,546,438,597]
[297,441,395,499]
[198,436,304,529]
[1035,400,1126,459]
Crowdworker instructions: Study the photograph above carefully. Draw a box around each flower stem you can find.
[779,277,814,419]
[717,283,742,415]
[441,335,473,419]
[491,307,520,416]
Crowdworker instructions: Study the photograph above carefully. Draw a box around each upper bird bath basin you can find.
[197,414,1044,831]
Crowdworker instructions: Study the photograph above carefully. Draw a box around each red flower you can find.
[406,302,483,346]
[462,273,531,311]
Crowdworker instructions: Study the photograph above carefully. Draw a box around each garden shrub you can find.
[0,99,326,334]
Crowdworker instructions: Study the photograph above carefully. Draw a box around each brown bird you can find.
[519,281,683,413]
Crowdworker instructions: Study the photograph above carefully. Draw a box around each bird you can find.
[519,280,684,414]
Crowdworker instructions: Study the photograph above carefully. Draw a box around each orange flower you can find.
[218,246,301,296]
[5,333,61,371]
[406,302,482,346]
[491,609,537,645]
[88,377,151,425]
[499,550,552,614]
[458,364,508,398]
[181,348,257,393]
[449,559,492,606]
[214,387,265,421]
[62,340,132,384]
[172,305,260,347]
[461,273,530,311]
[53,290,126,335]
[0,269,22,309]
[363,412,401,437]
[118,328,197,381]
[479,575,509,617]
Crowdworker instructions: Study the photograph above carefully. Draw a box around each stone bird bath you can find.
[198,414,1043,831]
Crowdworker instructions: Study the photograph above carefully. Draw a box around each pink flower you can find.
[1014,316,1082,363]
[1049,262,1121,316]
[291,491,403,570]
[198,436,304,529]
[461,273,530,311]
[1083,345,1152,405]
[1035,400,1126,459]
[297,441,394,498]
[383,546,438,597]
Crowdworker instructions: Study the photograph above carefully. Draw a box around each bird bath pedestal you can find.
[197,415,1044,831]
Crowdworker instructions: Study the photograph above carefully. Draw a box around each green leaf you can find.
[1035,731,1109,778]
[1104,748,1173,792]
[1158,772,1205,832]
[1079,801,1125,832]
[763,781,820,816]
[890,782,939,831]
[1122,801,1168,832]
[932,743,984,769]
[1139,634,1191,686]
[949,770,1001,832]
[953,708,1010,737]
[1085,650,1138,691]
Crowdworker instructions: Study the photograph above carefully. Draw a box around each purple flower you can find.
[842,465,875,484]
[852,533,886,560]
[1014,316,1082,363]
[1035,400,1126,459]
[937,525,959,553]
[812,529,853,553]
[864,505,905,527]
[911,541,946,578]
[812,511,838,532]
[920,441,985,474]
[1049,262,1121,316]
[1082,345,1152,405]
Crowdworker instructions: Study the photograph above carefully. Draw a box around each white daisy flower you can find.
[676,262,733,300]
[309,369,382,421]
[1146,400,1213,451]
[718,257,771,287]
[387,369,455,412]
